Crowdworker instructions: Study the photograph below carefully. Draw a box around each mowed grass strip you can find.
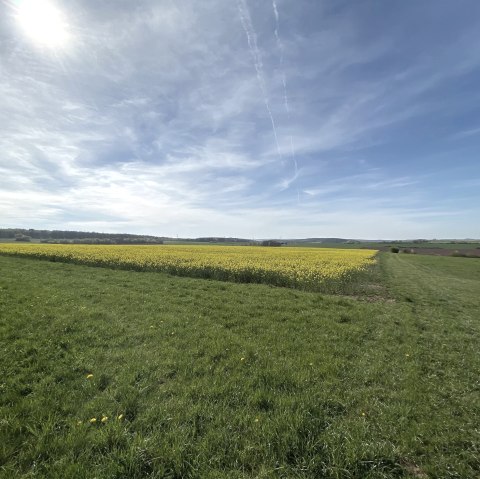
[0,254,479,478]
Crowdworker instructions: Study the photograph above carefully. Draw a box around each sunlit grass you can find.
[1,254,479,477]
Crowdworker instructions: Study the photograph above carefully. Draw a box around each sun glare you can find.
[15,0,70,49]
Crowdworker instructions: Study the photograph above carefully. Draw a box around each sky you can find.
[1,0,479,239]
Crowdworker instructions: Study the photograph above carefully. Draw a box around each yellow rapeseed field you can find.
[0,243,377,291]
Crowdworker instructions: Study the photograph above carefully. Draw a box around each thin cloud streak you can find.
[450,126,480,140]
[237,0,281,156]
[271,0,297,187]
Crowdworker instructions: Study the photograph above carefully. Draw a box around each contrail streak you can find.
[273,2,299,207]
[291,135,300,205]
[272,0,297,189]
[272,0,288,113]
[272,0,289,114]
[290,136,297,175]
[237,0,280,155]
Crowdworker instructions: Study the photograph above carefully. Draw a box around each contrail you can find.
[290,136,297,175]
[272,0,289,114]
[272,0,297,188]
[291,136,300,205]
[237,0,280,155]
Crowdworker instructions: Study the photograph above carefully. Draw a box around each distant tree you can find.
[261,240,282,247]
[390,246,400,253]
[15,234,31,242]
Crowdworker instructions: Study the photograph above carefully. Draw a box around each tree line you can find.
[0,229,164,245]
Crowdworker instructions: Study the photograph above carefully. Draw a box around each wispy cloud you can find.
[450,126,480,140]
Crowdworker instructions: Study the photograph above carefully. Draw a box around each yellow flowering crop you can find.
[0,243,377,291]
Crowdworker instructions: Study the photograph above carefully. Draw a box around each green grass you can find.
[0,254,479,478]
[286,241,480,250]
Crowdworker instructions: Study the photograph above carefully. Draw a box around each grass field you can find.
[286,241,480,253]
[1,253,479,478]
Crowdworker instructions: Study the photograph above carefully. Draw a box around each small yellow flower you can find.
[309,362,313,366]
[254,418,259,423]
[86,374,94,379]
[101,416,108,423]
[361,412,366,417]
[117,414,124,420]
[240,357,245,361]
[89,417,97,423]
[405,353,410,357]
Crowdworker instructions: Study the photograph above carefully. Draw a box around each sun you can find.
[14,0,71,49]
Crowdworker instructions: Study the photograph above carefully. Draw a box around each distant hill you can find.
[193,237,252,243]
[0,228,165,245]
[289,238,350,244]
[1,229,478,246]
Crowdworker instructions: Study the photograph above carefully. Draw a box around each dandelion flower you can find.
[89,417,97,423]
[117,414,124,420]
[361,412,366,417]
[240,357,245,361]
[86,374,94,379]
[254,418,259,423]
[101,416,108,423]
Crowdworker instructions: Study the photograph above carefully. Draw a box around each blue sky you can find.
[1,0,479,238]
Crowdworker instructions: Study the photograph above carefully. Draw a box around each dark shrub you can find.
[14,234,31,242]
[261,240,282,247]
[390,247,400,253]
